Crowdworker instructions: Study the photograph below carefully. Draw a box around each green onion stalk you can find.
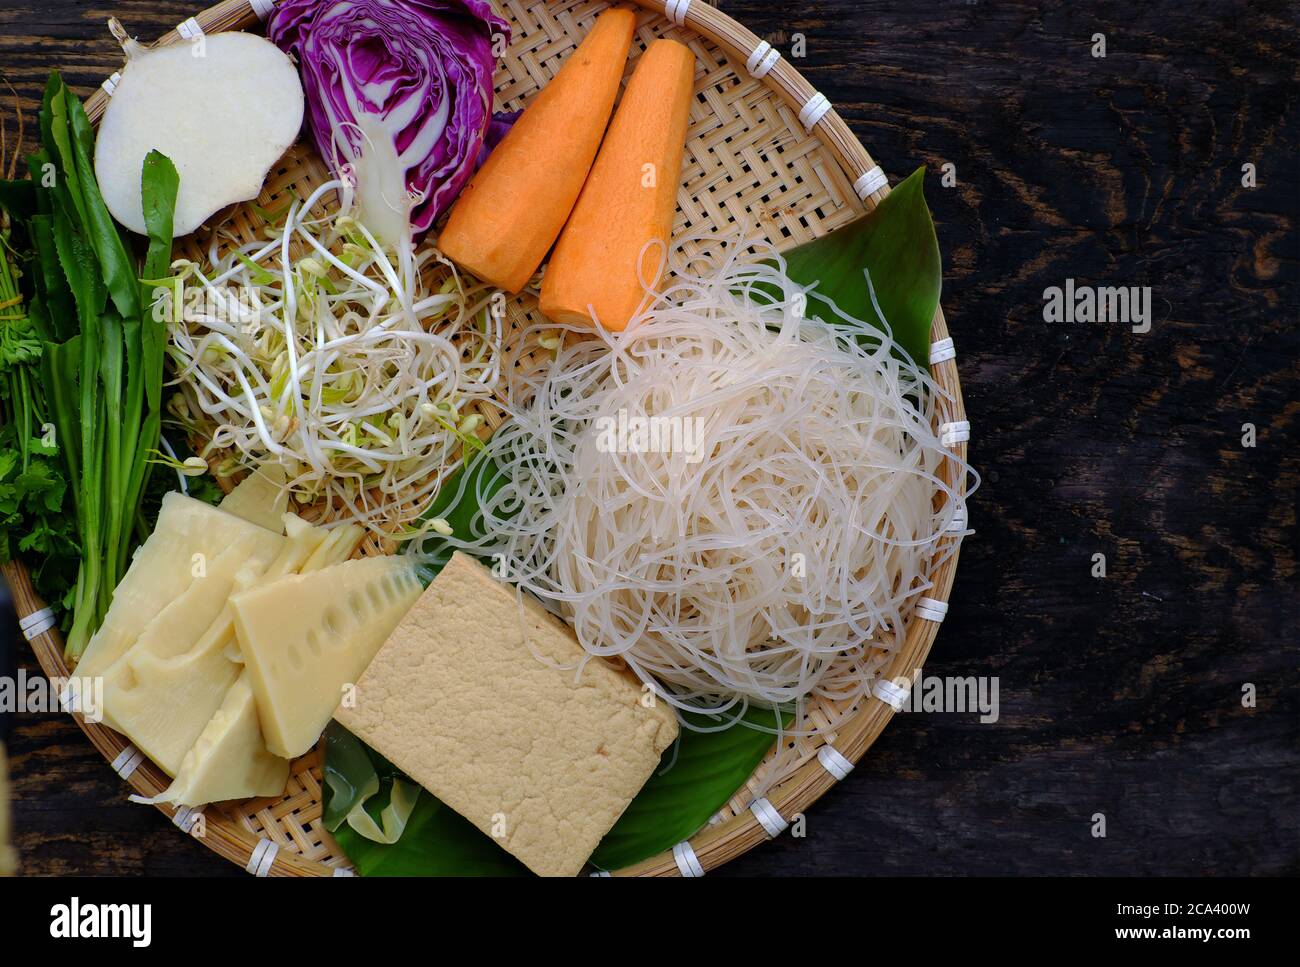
[26,73,181,661]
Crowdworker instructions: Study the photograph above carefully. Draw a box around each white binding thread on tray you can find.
[665,0,691,26]
[873,678,911,711]
[798,92,831,132]
[929,336,956,364]
[19,607,56,642]
[176,17,203,40]
[948,505,968,533]
[101,72,122,97]
[249,0,277,19]
[817,744,854,781]
[172,806,204,834]
[749,798,788,838]
[915,597,949,622]
[746,41,780,79]
[940,420,970,447]
[853,166,888,200]
[246,838,279,877]
[590,870,612,877]
[111,745,145,780]
[332,866,357,877]
[672,840,704,877]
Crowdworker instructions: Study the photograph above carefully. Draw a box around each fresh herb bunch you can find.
[0,89,79,617]
[0,240,81,614]
[0,73,181,660]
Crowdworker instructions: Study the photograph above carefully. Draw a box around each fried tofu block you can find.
[335,552,678,877]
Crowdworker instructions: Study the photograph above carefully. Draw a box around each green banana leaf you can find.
[323,723,528,877]
[589,705,790,872]
[778,166,941,371]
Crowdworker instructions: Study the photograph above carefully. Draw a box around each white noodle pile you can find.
[420,233,977,733]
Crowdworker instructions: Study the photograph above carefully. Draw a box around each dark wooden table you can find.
[1,0,1296,877]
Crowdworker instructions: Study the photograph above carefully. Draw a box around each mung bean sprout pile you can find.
[167,178,500,533]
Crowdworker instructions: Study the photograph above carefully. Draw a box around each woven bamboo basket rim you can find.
[5,0,969,877]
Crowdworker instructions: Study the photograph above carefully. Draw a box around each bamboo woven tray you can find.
[5,0,969,877]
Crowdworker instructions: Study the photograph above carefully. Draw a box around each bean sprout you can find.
[167,179,500,533]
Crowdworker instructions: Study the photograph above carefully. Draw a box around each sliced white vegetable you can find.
[94,23,304,237]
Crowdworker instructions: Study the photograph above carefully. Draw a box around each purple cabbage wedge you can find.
[268,0,509,241]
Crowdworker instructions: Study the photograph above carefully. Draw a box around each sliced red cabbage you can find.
[268,0,509,240]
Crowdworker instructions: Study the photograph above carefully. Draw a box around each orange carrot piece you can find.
[438,8,637,294]
[539,38,695,332]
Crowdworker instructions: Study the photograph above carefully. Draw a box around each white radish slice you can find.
[94,21,304,237]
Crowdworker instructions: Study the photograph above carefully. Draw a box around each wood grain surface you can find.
[1,0,1296,877]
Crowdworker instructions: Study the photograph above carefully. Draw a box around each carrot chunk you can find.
[540,38,695,331]
[439,8,637,294]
